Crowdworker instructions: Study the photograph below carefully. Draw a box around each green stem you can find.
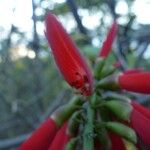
[83,103,94,150]
[95,113,111,150]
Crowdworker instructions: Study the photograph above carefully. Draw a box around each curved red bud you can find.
[99,20,118,58]
[19,118,58,150]
[48,122,71,150]
[132,102,150,119]
[118,72,150,94]
[45,13,93,96]
[130,107,150,148]
[109,132,126,150]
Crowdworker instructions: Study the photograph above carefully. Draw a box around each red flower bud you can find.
[109,132,126,150]
[130,102,150,148]
[45,13,93,96]
[99,20,118,58]
[132,102,150,119]
[118,72,150,94]
[19,118,58,150]
[94,141,101,150]
[48,122,71,150]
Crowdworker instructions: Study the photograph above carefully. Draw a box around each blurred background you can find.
[0,0,150,149]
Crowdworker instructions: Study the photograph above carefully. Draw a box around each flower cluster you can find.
[19,13,150,150]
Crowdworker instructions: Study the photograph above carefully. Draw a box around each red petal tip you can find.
[45,13,93,96]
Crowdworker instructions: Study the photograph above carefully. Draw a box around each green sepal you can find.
[90,93,101,108]
[96,75,120,91]
[68,111,82,136]
[94,58,106,79]
[105,122,137,144]
[51,96,83,127]
[65,137,78,150]
[104,100,132,120]
[98,65,116,79]
[102,93,131,103]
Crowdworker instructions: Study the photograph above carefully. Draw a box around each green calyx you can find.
[68,111,82,136]
[51,96,83,127]
[102,93,131,103]
[90,93,101,108]
[94,58,106,79]
[104,100,133,120]
[96,75,120,91]
[94,57,117,80]
[83,103,95,150]
[98,65,117,80]
[105,122,137,144]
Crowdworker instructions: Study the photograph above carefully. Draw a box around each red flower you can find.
[99,20,118,58]
[19,118,58,150]
[48,122,71,150]
[130,102,150,148]
[118,72,150,94]
[45,13,93,96]
[132,102,150,119]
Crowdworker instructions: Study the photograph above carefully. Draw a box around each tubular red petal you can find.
[109,132,126,150]
[48,122,71,150]
[132,102,150,119]
[130,109,150,148]
[94,141,101,150]
[99,20,118,58]
[45,13,93,96]
[118,72,150,94]
[136,142,142,150]
[19,118,58,150]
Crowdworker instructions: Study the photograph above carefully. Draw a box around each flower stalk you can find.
[83,103,95,150]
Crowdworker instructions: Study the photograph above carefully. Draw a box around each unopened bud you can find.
[104,100,132,120]
[105,122,137,144]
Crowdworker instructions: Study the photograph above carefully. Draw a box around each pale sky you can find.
[0,0,32,31]
[0,0,150,35]
[0,0,150,58]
